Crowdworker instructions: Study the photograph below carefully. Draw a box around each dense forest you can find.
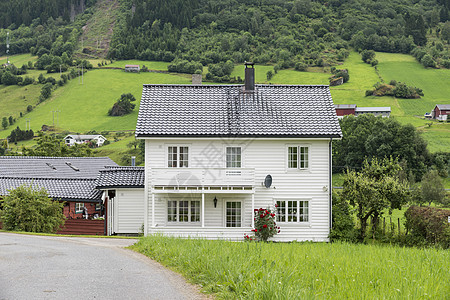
[108,0,450,69]
[0,0,449,70]
[0,0,97,58]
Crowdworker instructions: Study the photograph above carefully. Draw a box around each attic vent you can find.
[65,162,80,171]
[46,162,57,170]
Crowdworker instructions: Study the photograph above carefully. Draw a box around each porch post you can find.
[201,190,205,228]
[151,192,155,227]
[251,190,255,228]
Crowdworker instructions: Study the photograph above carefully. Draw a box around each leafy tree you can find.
[333,115,430,181]
[266,70,273,80]
[0,184,65,233]
[8,116,14,125]
[421,170,447,206]
[341,157,409,241]
[2,117,8,129]
[40,83,53,100]
[329,191,356,242]
[108,93,136,116]
[361,50,376,63]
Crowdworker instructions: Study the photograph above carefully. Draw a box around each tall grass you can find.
[131,236,449,299]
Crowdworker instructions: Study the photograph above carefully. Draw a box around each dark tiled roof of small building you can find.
[0,156,117,179]
[136,84,342,138]
[0,177,102,202]
[95,166,145,189]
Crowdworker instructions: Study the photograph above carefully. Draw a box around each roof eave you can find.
[135,133,343,139]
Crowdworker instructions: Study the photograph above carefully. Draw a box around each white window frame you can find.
[225,146,242,168]
[276,200,310,223]
[167,199,201,223]
[287,145,310,171]
[75,202,84,214]
[224,201,242,227]
[167,145,190,168]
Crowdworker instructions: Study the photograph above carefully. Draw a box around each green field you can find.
[132,236,449,299]
[0,53,36,67]
[0,52,448,160]
[0,68,191,139]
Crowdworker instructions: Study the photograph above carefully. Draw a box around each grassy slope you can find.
[132,236,450,299]
[0,69,191,138]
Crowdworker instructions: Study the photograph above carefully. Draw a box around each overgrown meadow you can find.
[131,236,449,299]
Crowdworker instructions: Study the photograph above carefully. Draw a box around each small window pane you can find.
[191,201,200,222]
[168,201,177,222]
[168,147,177,168]
[300,147,309,169]
[288,147,298,168]
[288,201,298,222]
[299,201,309,222]
[226,147,241,168]
[179,147,189,167]
[179,201,189,222]
[276,201,286,222]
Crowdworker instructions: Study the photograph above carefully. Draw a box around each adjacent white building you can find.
[64,134,107,147]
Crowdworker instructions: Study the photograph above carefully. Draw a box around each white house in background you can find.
[64,134,107,147]
[125,64,140,72]
[109,63,342,242]
[354,106,391,118]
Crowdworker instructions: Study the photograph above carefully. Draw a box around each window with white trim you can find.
[226,147,241,168]
[75,202,84,213]
[276,200,309,222]
[168,146,189,168]
[167,200,200,222]
[226,201,242,227]
[288,146,309,169]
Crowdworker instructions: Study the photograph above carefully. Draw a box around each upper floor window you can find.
[168,146,189,168]
[226,147,241,168]
[288,146,309,169]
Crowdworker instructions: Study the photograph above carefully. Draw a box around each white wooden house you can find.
[117,65,342,242]
[64,134,107,147]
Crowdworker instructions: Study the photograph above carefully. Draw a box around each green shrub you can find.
[0,184,65,233]
[404,206,450,248]
[246,206,279,242]
[329,192,357,242]
[108,93,136,116]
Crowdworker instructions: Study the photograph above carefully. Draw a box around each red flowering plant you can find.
[245,206,279,242]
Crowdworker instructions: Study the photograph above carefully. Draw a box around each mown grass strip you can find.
[131,236,450,299]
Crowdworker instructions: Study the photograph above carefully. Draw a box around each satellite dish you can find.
[264,175,272,188]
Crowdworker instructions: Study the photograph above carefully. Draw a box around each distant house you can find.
[334,104,356,117]
[64,134,107,147]
[0,156,117,235]
[125,65,140,72]
[432,104,450,121]
[355,107,391,118]
[334,105,391,118]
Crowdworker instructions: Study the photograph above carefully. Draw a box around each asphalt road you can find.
[0,233,207,300]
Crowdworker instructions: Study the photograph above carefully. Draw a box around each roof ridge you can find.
[0,177,96,181]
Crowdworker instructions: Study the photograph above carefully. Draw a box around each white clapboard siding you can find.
[114,189,145,234]
[145,138,332,241]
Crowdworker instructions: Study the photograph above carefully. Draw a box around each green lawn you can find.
[0,53,37,66]
[106,60,170,71]
[132,236,450,299]
[0,84,41,122]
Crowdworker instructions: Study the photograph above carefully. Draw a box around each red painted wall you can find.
[336,108,356,116]
[63,201,102,219]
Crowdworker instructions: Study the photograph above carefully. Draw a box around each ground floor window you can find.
[95,203,101,211]
[75,202,84,213]
[276,200,309,222]
[226,201,242,227]
[168,200,200,223]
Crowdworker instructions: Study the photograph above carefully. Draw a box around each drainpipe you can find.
[329,138,333,231]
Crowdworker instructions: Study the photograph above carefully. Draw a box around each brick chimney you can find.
[244,62,255,92]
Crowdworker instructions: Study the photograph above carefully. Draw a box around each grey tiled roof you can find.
[136,84,342,138]
[0,177,102,201]
[0,156,117,179]
[96,166,145,189]
[436,104,450,110]
[335,104,357,109]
